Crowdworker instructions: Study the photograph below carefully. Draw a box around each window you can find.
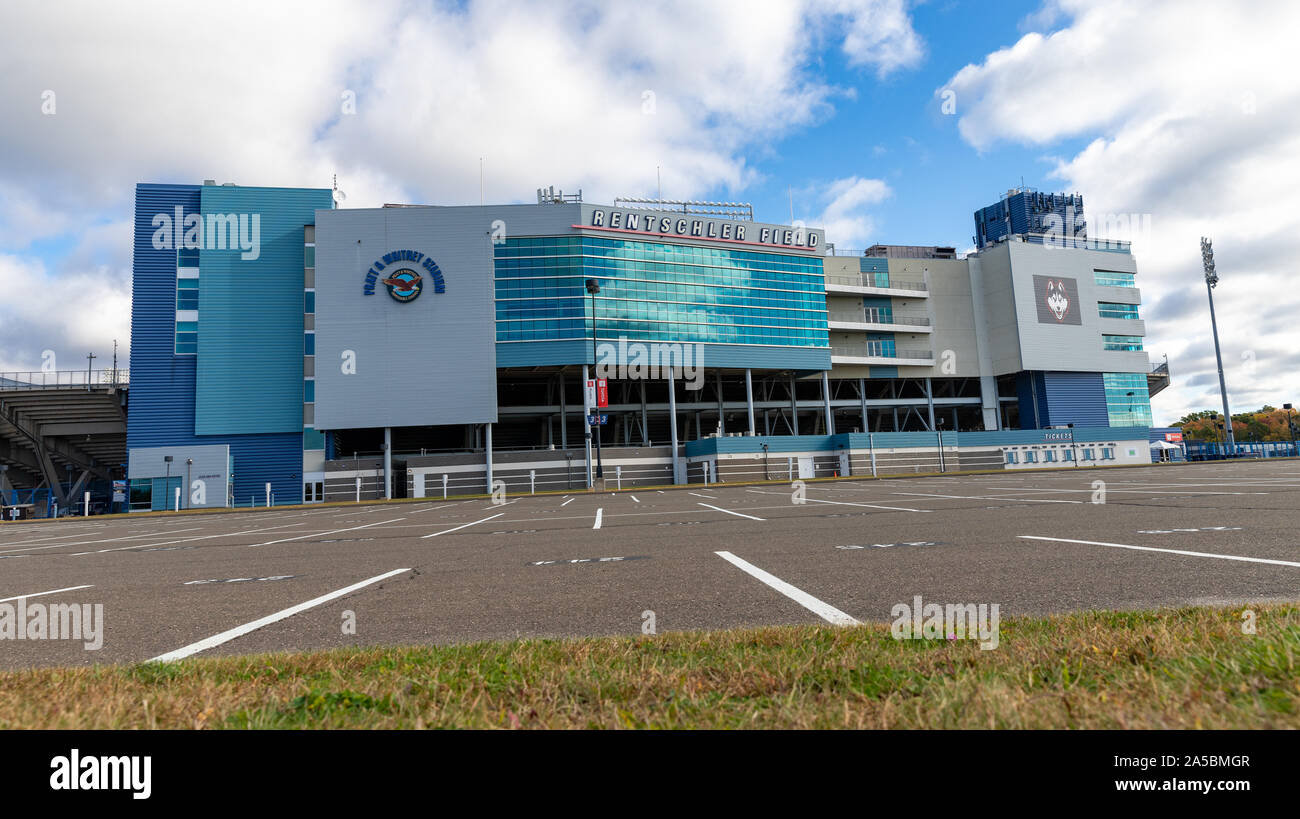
[1005,451,1018,464]
[304,332,315,355]
[304,246,315,268]
[177,247,200,268]
[1103,372,1153,426]
[1094,270,1135,287]
[1102,447,1115,460]
[1025,451,1038,463]
[1102,334,1144,351]
[1081,448,1095,460]
[175,320,198,355]
[304,291,315,313]
[1097,302,1139,320]
[303,379,315,402]
[176,278,199,311]
[303,428,325,450]
[1044,450,1057,462]
[1063,449,1075,461]
[128,479,153,512]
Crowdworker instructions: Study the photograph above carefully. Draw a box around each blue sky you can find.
[1,0,1296,425]
[761,0,1050,246]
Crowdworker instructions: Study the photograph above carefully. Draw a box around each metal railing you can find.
[1009,233,1131,253]
[0,369,129,390]
[828,311,931,327]
[824,273,928,292]
[831,344,933,360]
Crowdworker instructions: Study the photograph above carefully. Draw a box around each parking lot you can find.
[0,459,1297,669]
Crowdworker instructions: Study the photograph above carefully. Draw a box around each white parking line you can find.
[560,498,575,507]
[0,584,94,604]
[70,522,307,556]
[715,551,858,625]
[629,495,640,503]
[688,491,718,499]
[593,508,603,529]
[896,492,1081,504]
[149,568,410,662]
[746,489,929,513]
[0,526,206,555]
[698,503,765,521]
[249,518,406,547]
[421,513,504,539]
[1018,536,1300,568]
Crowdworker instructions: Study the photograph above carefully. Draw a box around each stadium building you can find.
[120,181,1160,511]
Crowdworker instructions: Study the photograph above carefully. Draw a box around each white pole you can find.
[787,456,793,481]
[530,469,536,495]
[485,423,494,493]
[265,482,271,507]
[383,427,392,500]
[83,491,90,516]
[869,432,877,477]
[616,465,621,490]
[355,476,361,503]
[442,473,448,499]
[174,486,180,512]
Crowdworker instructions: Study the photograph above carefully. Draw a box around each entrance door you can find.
[303,481,324,503]
[797,457,815,479]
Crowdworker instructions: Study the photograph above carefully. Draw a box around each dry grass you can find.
[0,604,1296,729]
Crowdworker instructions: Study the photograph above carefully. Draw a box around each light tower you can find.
[1201,237,1235,456]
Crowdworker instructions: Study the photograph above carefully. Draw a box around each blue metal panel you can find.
[128,184,202,451]
[858,257,888,274]
[1015,371,1108,429]
[1041,371,1108,427]
[129,183,305,505]
[195,185,331,435]
[869,366,898,378]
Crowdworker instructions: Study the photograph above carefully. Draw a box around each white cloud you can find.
[0,252,130,373]
[942,0,1300,423]
[0,0,925,369]
[808,176,893,249]
[815,0,925,77]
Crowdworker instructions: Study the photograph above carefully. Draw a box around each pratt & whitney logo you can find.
[363,249,445,303]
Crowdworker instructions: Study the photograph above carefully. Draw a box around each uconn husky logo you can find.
[1032,275,1081,325]
[1044,279,1070,320]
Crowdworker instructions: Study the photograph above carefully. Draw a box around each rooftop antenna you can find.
[479,158,484,206]
[331,174,347,206]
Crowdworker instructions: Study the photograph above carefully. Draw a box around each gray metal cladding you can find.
[313,206,502,429]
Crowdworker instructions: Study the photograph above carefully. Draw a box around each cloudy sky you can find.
[0,0,1294,424]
